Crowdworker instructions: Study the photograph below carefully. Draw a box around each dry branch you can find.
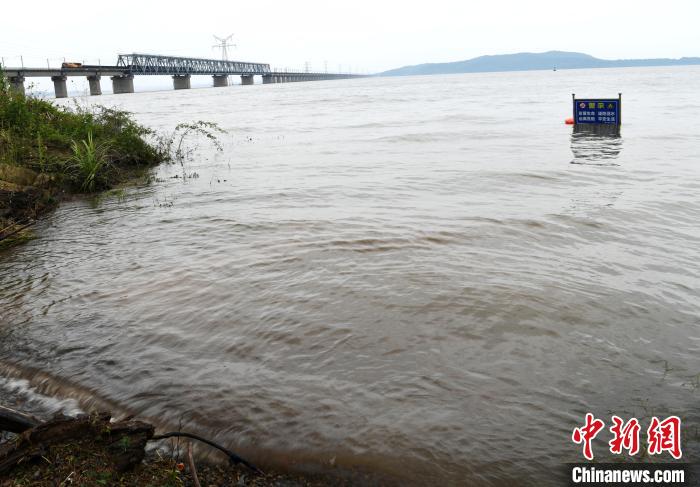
[187,441,202,487]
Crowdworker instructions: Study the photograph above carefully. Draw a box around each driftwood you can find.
[0,412,154,476]
[0,405,40,433]
[0,219,34,242]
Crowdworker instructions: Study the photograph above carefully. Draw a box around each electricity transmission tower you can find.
[212,34,236,84]
[212,34,236,61]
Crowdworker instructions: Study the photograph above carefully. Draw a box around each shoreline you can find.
[0,409,362,487]
[0,86,392,486]
[0,354,401,485]
[0,163,156,251]
[0,76,165,250]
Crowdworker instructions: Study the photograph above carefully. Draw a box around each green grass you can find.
[69,130,111,192]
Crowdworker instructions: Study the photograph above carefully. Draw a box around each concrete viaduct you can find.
[3,53,366,98]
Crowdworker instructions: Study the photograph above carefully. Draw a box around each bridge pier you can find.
[51,75,68,99]
[212,74,228,87]
[111,74,134,94]
[262,74,274,84]
[8,75,25,95]
[241,75,254,85]
[87,75,102,96]
[173,74,191,90]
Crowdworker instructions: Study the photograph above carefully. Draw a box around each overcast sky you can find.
[2,0,699,74]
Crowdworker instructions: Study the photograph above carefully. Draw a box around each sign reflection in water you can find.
[570,125,623,166]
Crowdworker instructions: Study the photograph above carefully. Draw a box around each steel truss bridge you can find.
[116,53,271,76]
[3,53,367,98]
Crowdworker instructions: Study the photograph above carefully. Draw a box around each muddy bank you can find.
[0,410,375,487]
[0,164,56,249]
[0,162,157,251]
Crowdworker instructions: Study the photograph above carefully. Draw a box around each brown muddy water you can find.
[1,67,699,485]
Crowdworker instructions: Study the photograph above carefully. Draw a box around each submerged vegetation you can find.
[169,121,225,162]
[0,72,225,249]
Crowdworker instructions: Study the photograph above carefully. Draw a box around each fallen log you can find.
[0,412,153,476]
[0,405,40,434]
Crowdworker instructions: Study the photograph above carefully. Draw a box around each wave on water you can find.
[0,361,123,421]
[0,375,83,419]
[4,67,700,485]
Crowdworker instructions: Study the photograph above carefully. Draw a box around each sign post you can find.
[572,93,622,126]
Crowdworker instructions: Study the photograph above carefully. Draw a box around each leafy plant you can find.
[118,435,131,452]
[69,130,112,192]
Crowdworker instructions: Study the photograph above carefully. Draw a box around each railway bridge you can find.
[3,53,366,98]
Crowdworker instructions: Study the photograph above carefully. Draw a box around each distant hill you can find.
[380,51,700,76]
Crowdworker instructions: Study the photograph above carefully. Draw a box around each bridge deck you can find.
[2,67,127,78]
[3,53,366,80]
[117,53,271,76]
[3,67,364,80]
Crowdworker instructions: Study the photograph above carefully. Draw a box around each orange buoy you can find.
[565,117,575,125]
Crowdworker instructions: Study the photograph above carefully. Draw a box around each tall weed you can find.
[69,131,112,192]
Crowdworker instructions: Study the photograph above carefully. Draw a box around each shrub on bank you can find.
[0,73,163,193]
[0,72,228,249]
